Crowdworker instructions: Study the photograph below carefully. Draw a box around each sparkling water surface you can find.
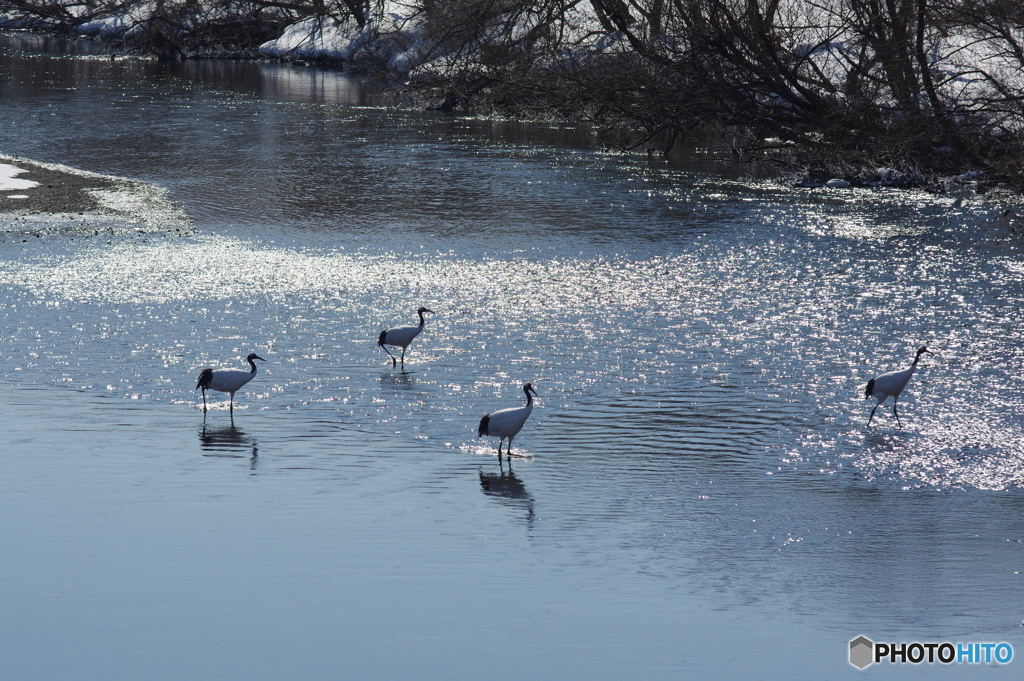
[1,33,1023,679]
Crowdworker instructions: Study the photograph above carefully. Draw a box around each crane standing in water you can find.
[865,346,933,428]
[196,352,266,413]
[378,307,433,369]
[478,383,538,457]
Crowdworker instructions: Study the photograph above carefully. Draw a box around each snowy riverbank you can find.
[4,0,1024,191]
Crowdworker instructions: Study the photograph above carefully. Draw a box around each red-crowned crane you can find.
[865,346,933,428]
[196,352,265,413]
[378,307,433,369]
[478,383,538,457]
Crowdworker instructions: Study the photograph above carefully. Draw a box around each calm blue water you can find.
[1,32,1023,679]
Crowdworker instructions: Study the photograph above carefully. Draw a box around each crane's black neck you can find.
[523,386,533,406]
[248,357,259,372]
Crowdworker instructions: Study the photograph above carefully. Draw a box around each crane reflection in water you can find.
[478,459,534,526]
[379,370,417,391]
[198,417,259,468]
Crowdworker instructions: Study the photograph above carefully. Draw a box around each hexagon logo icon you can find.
[850,636,874,669]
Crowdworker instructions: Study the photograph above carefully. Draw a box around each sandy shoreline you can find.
[0,153,190,230]
[0,154,125,214]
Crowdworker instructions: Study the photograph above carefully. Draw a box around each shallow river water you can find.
[2,33,1024,680]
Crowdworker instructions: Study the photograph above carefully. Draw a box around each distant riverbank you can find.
[6,0,1024,194]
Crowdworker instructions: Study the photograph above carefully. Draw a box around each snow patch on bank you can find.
[77,9,146,38]
[258,17,373,61]
[0,163,39,191]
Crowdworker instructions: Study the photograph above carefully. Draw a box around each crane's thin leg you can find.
[229,393,235,414]
[868,402,881,426]
[380,345,397,367]
[201,389,207,413]
[892,398,902,429]
[400,347,406,370]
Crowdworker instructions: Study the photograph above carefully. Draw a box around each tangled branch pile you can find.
[3,0,1024,186]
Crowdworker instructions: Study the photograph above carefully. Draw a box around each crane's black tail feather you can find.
[196,367,213,390]
[864,378,875,399]
[377,331,398,365]
[478,414,490,437]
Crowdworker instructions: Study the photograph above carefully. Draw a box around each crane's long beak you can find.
[254,355,267,362]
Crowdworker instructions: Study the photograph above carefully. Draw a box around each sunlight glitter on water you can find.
[0,234,709,306]
[1,200,1023,494]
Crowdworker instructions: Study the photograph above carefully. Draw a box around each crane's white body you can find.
[378,307,433,369]
[478,383,538,456]
[866,346,932,427]
[196,352,265,413]
[205,367,257,393]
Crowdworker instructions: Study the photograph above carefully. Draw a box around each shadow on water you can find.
[479,460,534,527]
[199,417,259,467]
[379,371,417,390]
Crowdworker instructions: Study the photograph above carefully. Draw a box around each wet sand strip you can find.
[0,153,190,230]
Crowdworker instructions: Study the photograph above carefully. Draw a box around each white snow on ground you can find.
[258,16,373,61]
[0,164,39,192]
[77,13,142,38]
[256,0,605,75]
